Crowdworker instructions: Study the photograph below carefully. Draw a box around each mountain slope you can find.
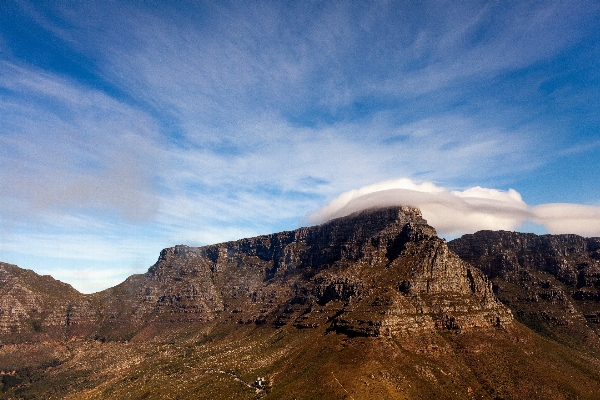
[0,262,98,341]
[3,309,600,399]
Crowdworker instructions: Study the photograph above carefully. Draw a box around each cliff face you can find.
[94,207,510,339]
[449,231,600,352]
[0,207,510,341]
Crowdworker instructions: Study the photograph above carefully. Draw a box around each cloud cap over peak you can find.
[309,179,600,238]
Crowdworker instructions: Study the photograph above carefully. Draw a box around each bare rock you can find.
[449,231,600,352]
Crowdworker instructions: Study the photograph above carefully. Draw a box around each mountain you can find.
[1,207,510,342]
[95,206,510,340]
[0,262,98,341]
[449,230,600,355]
[1,207,599,399]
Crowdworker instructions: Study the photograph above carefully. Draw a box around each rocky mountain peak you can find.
[93,206,509,339]
[156,206,431,265]
[0,206,510,342]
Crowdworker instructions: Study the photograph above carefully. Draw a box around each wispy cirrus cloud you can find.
[38,1,599,126]
[0,61,162,223]
[383,1,598,96]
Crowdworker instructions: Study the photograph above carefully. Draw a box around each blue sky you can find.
[1,0,600,292]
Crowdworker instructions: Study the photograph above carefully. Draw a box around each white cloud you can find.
[532,203,600,237]
[309,178,600,238]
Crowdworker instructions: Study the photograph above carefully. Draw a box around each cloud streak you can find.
[309,178,600,238]
[0,61,162,222]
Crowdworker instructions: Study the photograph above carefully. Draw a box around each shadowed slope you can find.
[449,230,600,355]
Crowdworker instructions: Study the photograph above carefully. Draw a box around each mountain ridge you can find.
[1,206,599,399]
[1,207,511,341]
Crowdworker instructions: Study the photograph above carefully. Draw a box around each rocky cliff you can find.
[95,206,511,339]
[4,208,600,399]
[0,207,510,342]
[449,230,600,352]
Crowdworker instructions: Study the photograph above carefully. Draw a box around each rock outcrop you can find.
[449,231,600,351]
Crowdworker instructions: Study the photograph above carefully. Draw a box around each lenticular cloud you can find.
[309,178,600,237]
[532,203,600,237]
